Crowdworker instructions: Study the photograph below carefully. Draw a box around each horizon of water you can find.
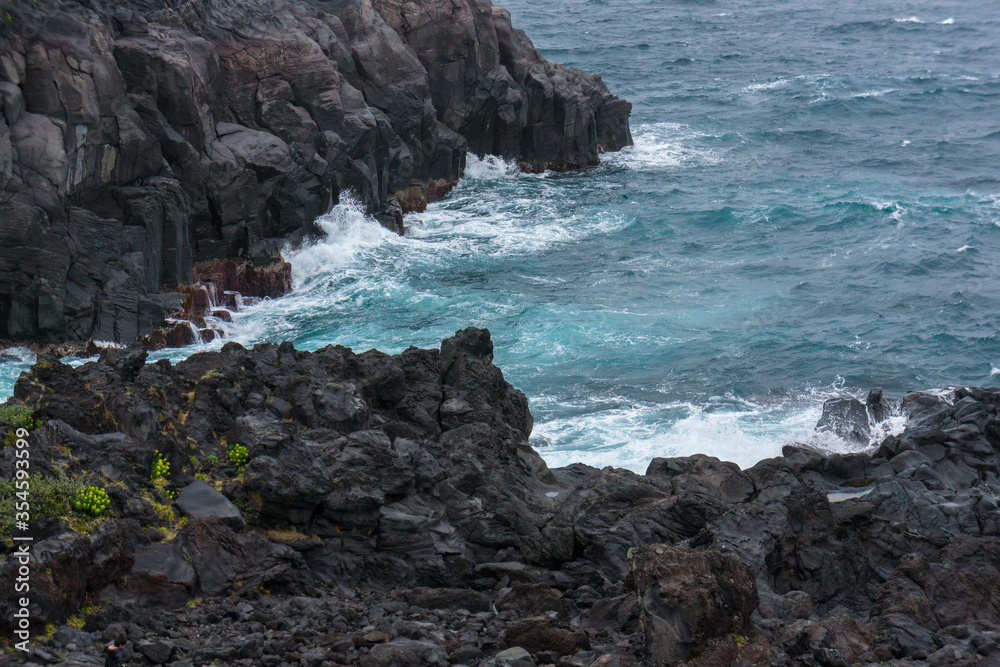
[3,0,1000,472]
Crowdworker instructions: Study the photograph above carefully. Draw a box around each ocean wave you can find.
[602,122,719,171]
[743,78,791,93]
[894,16,923,24]
[0,347,36,364]
[532,382,907,472]
[463,154,519,181]
[852,88,895,98]
[285,195,403,289]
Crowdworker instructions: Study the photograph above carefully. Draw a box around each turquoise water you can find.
[3,0,1000,471]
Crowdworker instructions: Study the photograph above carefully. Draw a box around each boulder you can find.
[627,544,758,665]
[175,479,246,531]
[504,617,589,655]
[816,397,871,444]
[401,588,492,613]
[494,647,535,667]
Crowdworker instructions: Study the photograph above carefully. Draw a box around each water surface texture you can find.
[4,0,1000,471]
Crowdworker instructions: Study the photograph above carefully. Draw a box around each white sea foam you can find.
[603,122,719,171]
[894,16,923,23]
[743,78,790,93]
[957,245,973,253]
[534,379,913,473]
[853,88,895,98]
[533,397,820,472]
[0,347,36,364]
[901,140,911,146]
[285,195,398,288]
[940,18,955,25]
[992,366,1000,377]
[463,154,519,181]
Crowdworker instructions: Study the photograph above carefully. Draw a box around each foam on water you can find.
[533,394,823,472]
[603,122,719,171]
[462,154,520,181]
[3,0,999,475]
[743,78,791,93]
[852,88,895,98]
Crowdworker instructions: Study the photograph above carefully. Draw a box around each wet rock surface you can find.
[0,0,632,345]
[2,329,1000,665]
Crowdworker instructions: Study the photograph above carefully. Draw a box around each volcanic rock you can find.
[2,331,1000,666]
[0,0,632,345]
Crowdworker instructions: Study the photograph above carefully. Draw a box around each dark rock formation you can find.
[3,330,999,666]
[0,0,632,346]
[628,544,757,664]
[175,479,246,530]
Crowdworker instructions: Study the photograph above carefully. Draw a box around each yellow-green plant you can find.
[72,486,110,517]
[228,443,249,469]
[1,404,42,448]
[152,450,170,480]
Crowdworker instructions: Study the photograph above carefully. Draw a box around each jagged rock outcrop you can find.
[4,330,998,665]
[0,0,632,345]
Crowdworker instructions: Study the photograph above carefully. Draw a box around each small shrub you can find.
[233,496,260,525]
[0,404,42,448]
[0,404,36,430]
[151,450,170,480]
[73,486,111,517]
[0,475,108,534]
[206,454,220,469]
[228,443,249,469]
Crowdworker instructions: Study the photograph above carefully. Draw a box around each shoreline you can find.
[2,329,999,665]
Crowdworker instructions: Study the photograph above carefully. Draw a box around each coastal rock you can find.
[816,396,871,444]
[175,479,246,531]
[627,544,758,665]
[0,0,631,345]
[504,616,589,655]
[0,522,134,634]
[4,332,1000,666]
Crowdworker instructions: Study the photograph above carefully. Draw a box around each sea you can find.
[2,0,999,472]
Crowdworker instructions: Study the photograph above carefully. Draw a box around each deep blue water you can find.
[3,0,1000,470]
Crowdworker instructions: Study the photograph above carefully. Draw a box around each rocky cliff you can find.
[0,0,632,344]
[2,329,999,666]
